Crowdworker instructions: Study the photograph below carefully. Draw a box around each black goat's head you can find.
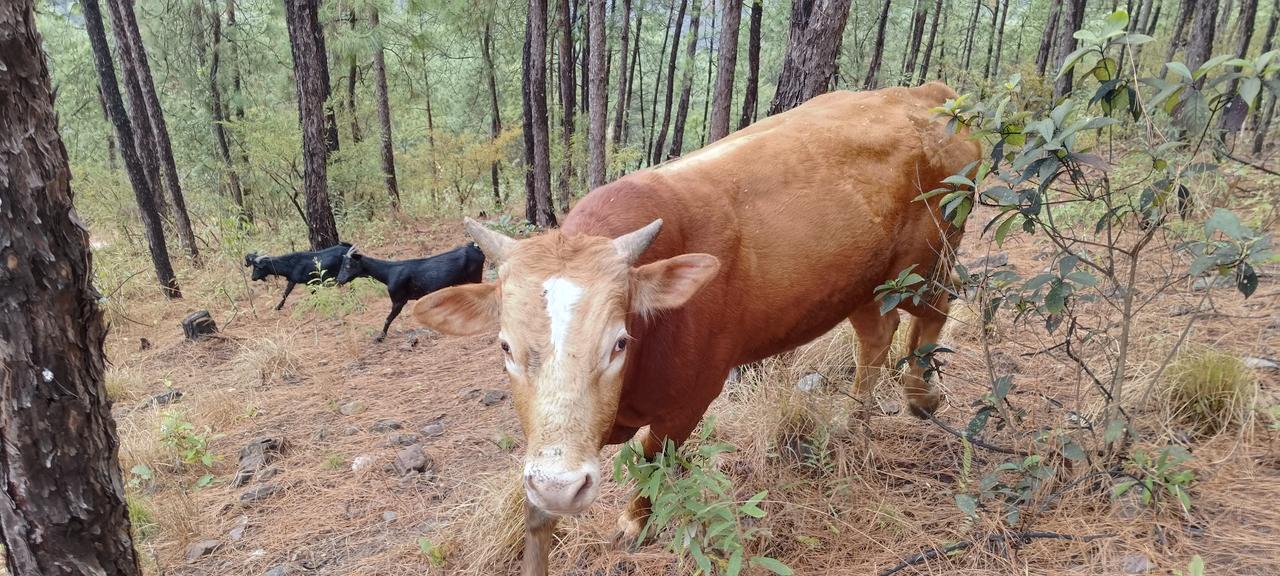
[336,245,362,285]
[245,252,270,281]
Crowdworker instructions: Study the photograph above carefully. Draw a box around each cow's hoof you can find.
[610,513,645,551]
[374,335,386,343]
[907,390,942,419]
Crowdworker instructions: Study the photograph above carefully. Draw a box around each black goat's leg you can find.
[377,301,406,342]
[275,282,296,311]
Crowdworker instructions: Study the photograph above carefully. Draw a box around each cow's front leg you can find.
[522,503,557,576]
[611,417,698,549]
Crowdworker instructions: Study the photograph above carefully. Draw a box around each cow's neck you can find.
[357,256,395,284]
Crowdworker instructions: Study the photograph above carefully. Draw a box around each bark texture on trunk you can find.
[370,7,400,209]
[557,0,576,212]
[769,0,853,115]
[652,0,689,165]
[84,0,180,298]
[483,15,504,204]
[207,0,247,220]
[668,0,702,159]
[284,0,340,248]
[709,0,743,143]
[1186,0,1219,77]
[737,0,762,129]
[1250,0,1279,154]
[1052,0,1087,100]
[864,0,892,89]
[1036,0,1062,77]
[612,0,633,147]
[587,0,607,190]
[525,0,557,225]
[104,0,165,215]
[918,0,944,83]
[1,4,145,572]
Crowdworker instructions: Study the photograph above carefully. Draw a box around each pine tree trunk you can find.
[206,0,247,221]
[97,83,119,172]
[902,0,925,83]
[937,0,951,82]
[580,0,590,117]
[587,0,608,190]
[990,0,1009,80]
[700,4,716,146]
[113,0,198,260]
[83,0,180,298]
[1219,0,1258,132]
[1186,0,1219,74]
[1250,0,1278,154]
[1036,0,1062,77]
[621,6,642,144]
[982,0,1000,81]
[652,0,688,165]
[346,11,362,145]
[284,0,341,248]
[525,0,557,226]
[709,0,743,142]
[645,2,675,160]
[769,0,853,115]
[483,14,504,205]
[370,7,399,210]
[227,0,251,200]
[1053,0,1087,100]
[668,0,702,159]
[864,0,893,89]
[738,0,762,129]
[961,0,981,73]
[1164,0,1195,72]
[104,0,166,216]
[1219,0,1236,32]
[918,0,944,83]
[1,6,145,573]
[612,0,633,146]
[557,0,576,212]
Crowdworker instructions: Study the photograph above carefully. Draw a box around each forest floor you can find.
[100,197,1280,575]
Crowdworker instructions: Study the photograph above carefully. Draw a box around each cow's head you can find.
[413,218,719,516]
[244,252,270,281]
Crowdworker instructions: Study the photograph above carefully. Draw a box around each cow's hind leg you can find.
[899,293,950,418]
[848,304,901,420]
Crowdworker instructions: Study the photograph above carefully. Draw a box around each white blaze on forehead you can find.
[542,277,584,359]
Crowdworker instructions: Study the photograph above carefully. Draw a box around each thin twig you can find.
[1219,147,1280,177]
[923,412,1029,457]
[878,531,1113,576]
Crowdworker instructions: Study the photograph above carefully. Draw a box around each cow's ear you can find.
[413,283,499,335]
[631,254,720,313]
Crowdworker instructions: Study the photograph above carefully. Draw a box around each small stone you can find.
[1244,356,1279,371]
[185,539,222,562]
[796,373,824,392]
[343,426,361,436]
[382,511,398,522]
[393,444,434,475]
[371,419,402,432]
[1192,275,1232,291]
[339,401,367,416]
[1119,553,1155,574]
[182,311,218,340]
[310,427,330,443]
[239,484,280,504]
[233,437,285,488]
[480,389,508,406]
[139,337,152,351]
[264,566,290,576]
[421,422,445,438]
[227,515,249,542]
[457,387,481,401]
[351,455,376,472]
[138,388,183,410]
[387,433,420,447]
[965,252,1010,271]
[256,467,280,482]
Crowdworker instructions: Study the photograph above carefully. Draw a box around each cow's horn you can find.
[346,245,358,257]
[463,218,516,263]
[612,219,663,265]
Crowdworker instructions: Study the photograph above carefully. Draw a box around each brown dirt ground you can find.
[102,203,1279,576]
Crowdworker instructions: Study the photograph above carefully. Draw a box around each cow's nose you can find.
[524,464,599,515]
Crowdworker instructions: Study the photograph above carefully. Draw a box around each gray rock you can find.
[387,433,420,447]
[796,373,824,392]
[264,565,293,576]
[966,252,1010,271]
[185,539,222,562]
[421,421,445,437]
[1119,553,1155,574]
[256,467,280,482]
[239,484,280,504]
[233,437,285,488]
[1244,356,1279,371]
[351,454,377,472]
[138,388,183,410]
[339,401,367,416]
[371,419,402,432]
[480,389,508,406]
[393,445,434,475]
[342,425,361,435]
[1192,275,1233,291]
[457,387,481,401]
[382,511,398,522]
[228,515,248,541]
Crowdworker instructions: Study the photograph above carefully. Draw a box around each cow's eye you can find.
[499,340,511,354]
[613,338,628,353]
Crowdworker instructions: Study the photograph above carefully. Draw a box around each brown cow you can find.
[413,82,980,574]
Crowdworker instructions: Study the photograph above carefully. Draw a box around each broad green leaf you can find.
[1112,480,1137,499]
[1240,77,1262,108]
[1045,280,1069,313]
[1205,208,1248,240]
[1166,62,1193,82]
[726,550,744,576]
[1061,440,1086,462]
[955,493,978,516]
[750,557,794,575]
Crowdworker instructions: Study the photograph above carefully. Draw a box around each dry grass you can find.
[1161,348,1258,436]
[445,465,527,572]
[234,332,302,386]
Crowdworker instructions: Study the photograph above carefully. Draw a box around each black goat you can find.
[337,243,485,341]
[244,242,352,311]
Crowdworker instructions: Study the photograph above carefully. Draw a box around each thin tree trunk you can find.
[83,0,180,298]
[206,0,247,220]
[525,0,557,226]
[1219,0,1235,32]
[621,4,643,145]
[1186,0,1219,74]
[988,0,1008,80]
[557,0,576,212]
[669,0,702,159]
[587,0,607,190]
[1219,0,1259,133]
[284,0,341,248]
[104,0,166,216]
[227,0,250,201]
[769,0,854,115]
[981,0,999,80]
[647,1,676,162]
[347,10,362,144]
[865,0,893,89]
[1037,0,1062,77]
[652,0,689,165]
[612,0,633,147]
[937,0,951,82]
[919,0,944,83]
[96,83,119,172]
[710,0,743,142]
[1164,0,1195,72]
[1,4,146,572]
[483,14,504,205]
[700,3,716,146]
[1250,0,1279,154]
[902,0,925,83]
[961,0,981,73]
[370,7,400,209]
[1053,0,1087,100]
[738,0,762,128]
[580,0,590,117]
